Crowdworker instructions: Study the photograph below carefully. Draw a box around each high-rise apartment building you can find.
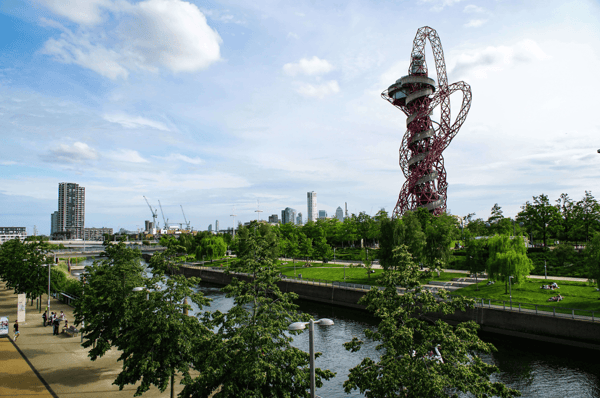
[56,182,85,239]
[268,214,279,224]
[51,211,59,236]
[318,210,328,220]
[281,207,297,225]
[215,220,219,232]
[84,227,113,241]
[296,212,303,225]
[307,191,317,223]
[208,224,213,232]
[335,206,344,222]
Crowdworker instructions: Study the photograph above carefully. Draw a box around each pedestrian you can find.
[13,320,19,341]
[53,316,60,336]
[60,311,65,321]
[42,311,47,327]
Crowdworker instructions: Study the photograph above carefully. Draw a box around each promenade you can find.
[0,281,191,397]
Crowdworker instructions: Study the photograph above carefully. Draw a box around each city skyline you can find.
[1,1,599,235]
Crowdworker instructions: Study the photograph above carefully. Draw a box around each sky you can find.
[1,0,600,235]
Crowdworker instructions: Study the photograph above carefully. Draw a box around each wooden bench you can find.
[63,326,79,337]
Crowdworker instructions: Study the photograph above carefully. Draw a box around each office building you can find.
[307,191,317,222]
[268,214,279,224]
[215,220,219,232]
[84,227,113,241]
[336,206,344,222]
[0,227,27,244]
[318,210,328,220]
[296,212,303,225]
[281,207,297,225]
[55,182,85,239]
[208,224,213,233]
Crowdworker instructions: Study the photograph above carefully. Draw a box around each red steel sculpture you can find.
[382,26,472,217]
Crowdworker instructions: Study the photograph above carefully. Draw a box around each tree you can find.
[583,233,600,292]
[423,213,458,268]
[114,271,211,397]
[184,222,335,397]
[73,240,145,360]
[555,193,577,243]
[575,191,600,242]
[486,235,534,294]
[298,232,313,263]
[343,245,520,398]
[517,194,560,247]
[313,235,333,262]
[488,203,504,224]
[465,237,489,290]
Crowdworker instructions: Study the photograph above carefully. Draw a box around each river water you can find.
[73,259,600,397]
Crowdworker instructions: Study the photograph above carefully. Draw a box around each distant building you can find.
[0,227,27,244]
[318,210,328,220]
[208,224,213,233]
[215,220,219,232]
[296,212,303,225]
[281,207,297,225]
[144,220,155,234]
[84,227,113,241]
[307,191,317,222]
[51,211,59,236]
[55,182,85,239]
[268,214,279,224]
[335,206,344,222]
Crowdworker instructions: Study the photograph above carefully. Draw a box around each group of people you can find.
[548,294,563,302]
[541,282,559,290]
[42,310,67,335]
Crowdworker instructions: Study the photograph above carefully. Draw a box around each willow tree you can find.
[487,234,533,294]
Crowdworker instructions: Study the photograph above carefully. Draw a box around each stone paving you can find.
[0,281,192,398]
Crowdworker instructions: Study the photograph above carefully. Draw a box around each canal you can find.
[73,259,600,397]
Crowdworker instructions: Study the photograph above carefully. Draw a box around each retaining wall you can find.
[178,266,600,349]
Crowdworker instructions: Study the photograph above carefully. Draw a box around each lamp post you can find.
[544,260,547,280]
[288,318,334,398]
[509,276,513,310]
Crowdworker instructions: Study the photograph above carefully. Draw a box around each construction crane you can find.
[143,196,159,230]
[181,205,191,231]
[158,200,168,229]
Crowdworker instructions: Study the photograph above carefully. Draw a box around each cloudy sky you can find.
[1,0,599,235]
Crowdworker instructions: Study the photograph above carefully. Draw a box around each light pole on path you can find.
[509,276,513,310]
[288,318,334,398]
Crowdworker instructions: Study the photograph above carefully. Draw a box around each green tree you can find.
[574,191,600,242]
[555,193,577,243]
[298,232,313,263]
[488,203,504,224]
[517,194,560,247]
[73,241,145,360]
[583,233,600,291]
[313,235,333,262]
[423,213,459,268]
[114,272,211,397]
[465,237,489,290]
[343,245,520,398]
[184,222,334,397]
[486,235,534,294]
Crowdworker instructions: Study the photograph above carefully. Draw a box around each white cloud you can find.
[103,113,171,131]
[419,0,464,11]
[294,81,340,99]
[283,56,334,76]
[40,0,222,79]
[155,153,204,165]
[287,32,299,39]
[0,161,17,166]
[463,4,485,13]
[464,19,487,28]
[37,0,114,25]
[42,142,100,163]
[107,149,149,163]
[450,39,548,79]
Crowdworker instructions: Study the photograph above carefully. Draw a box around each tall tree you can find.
[343,245,520,398]
[555,193,577,242]
[184,222,335,397]
[517,194,560,247]
[487,235,534,294]
[488,203,504,224]
[583,233,600,292]
[73,240,145,360]
[465,237,489,290]
[575,191,600,242]
[423,213,459,268]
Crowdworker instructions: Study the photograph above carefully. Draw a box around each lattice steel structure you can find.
[382,26,472,217]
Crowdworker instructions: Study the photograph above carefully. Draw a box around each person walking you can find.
[13,320,19,341]
[53,316,60,336]
[42,311,47,327]
[60,311,65,321]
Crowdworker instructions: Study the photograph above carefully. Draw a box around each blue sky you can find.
[1,0,600,235]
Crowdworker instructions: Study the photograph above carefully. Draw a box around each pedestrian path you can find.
[0,337,55,397]
[0,281,192,397]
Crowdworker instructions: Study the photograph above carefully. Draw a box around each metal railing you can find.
[467,297,597,322]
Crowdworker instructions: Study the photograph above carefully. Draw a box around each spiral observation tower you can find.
[382,26,472,217]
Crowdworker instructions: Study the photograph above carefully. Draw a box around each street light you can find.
[288,318,334,398]
[509,276,513,310]
[544,260,547,280]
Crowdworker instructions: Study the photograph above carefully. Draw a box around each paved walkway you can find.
[0,281,192,397]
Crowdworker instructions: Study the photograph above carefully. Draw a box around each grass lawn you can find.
[452,278,600,315]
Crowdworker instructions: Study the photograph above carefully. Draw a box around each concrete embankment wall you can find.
[178,266,600,350]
